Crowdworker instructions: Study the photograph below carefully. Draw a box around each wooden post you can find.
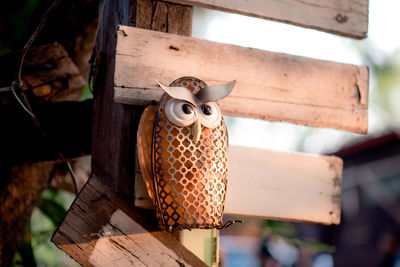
[91,0,137,202]
[92,0,193,202]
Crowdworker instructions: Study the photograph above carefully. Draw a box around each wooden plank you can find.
[114,26,369,133]
[52,176,208,267]
[225,146,342,224]
[135,145,343,225]
[168,0,368,39]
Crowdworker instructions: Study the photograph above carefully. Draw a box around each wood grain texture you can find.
[114,26,369,133]
[135,146,343,225]
[91,0,138,202]
[136,0,193,35]
[168,0,369,39]
[52,176,207,267]
[92,0,193,202]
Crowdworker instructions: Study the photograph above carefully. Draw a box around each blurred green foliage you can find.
[263,220,335,254]
[79,85,93,101]
[361,46,400,128]
[0,0,40,55]
[12,189,79,267]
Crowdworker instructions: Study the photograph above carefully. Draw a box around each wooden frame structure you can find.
[52,0,369,265]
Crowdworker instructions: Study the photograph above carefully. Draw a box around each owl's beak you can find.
[192,119,201,143]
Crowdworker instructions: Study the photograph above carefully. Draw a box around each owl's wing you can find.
[137,105,156,205]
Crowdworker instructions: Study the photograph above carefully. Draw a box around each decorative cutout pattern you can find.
[152,77,228,230]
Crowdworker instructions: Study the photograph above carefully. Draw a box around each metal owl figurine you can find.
[137,76,237,230]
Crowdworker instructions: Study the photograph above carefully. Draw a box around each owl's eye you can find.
[201,104,212,115]
[197,102,221,128]
[165,99,196,127]
[182,103,194,114]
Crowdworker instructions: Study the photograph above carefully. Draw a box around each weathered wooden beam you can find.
[0,42,87,106]
[114,26,369,133]
[135,145,343,225]
[92,0,193,202]
[51,176,207,267]
[88,1,203,264]
[168,0,369,39]
[225,146,342,224]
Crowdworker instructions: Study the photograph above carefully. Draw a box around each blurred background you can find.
[193,1,400,266]
[1,0,399,266]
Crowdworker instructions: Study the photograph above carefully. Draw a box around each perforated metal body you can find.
[152,77,228,230]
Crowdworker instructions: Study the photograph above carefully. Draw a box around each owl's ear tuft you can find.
[157,81,200,106]
[195,80,236,103]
